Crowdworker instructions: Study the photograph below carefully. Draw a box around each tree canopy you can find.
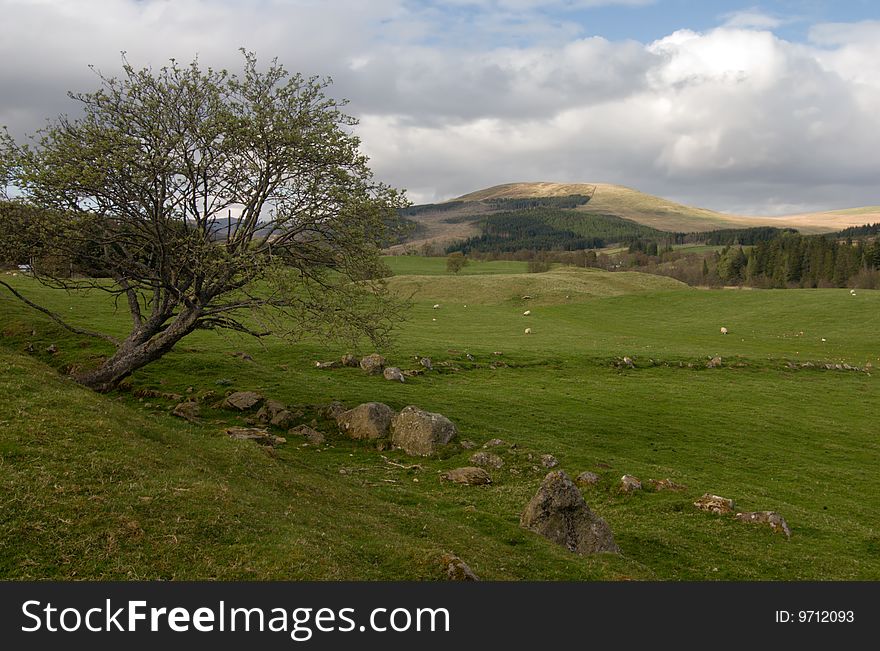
[0,52,407,391]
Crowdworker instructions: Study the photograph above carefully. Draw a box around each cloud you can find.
[1,1,879,214]
[720,7,786,30]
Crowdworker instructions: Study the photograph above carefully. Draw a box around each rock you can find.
[619,474,642,493]
[541,454,559,468]
[419,357,433,370]
[337,402,395,440]
[232,351,254,362]
[288,424,325,445]
[440,553,479,581]
[646,478,686,492]
[315,360,342,369]
[340,353,360,367]
[323,401,346,420]
[440,467,492,485]
[465,353,475,361]
[483,438,505,448]
[215,378,233,386]
[520,470,619,555]
[707,356,723,368]
[575,471,600,486]
[225,427,286,446]
[470,451,504,469]
[391,406,458,456]
[255,399,286,422]
[622,356,635,368]
[359,353,386,375]
[694,493,735,514]
[172,401,200,422]
[222,391,264,411]
[383,367,405,382]
[460,440,477,450]
[46,344,58,354]
[735,511,792,539]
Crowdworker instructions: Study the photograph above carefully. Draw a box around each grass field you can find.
[1,258,878,580]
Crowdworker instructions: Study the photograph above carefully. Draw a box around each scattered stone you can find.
[735,511,792,539]
[440,553,479,581]
[337,402,395,440]
[225,427,286,446]
[222,391,264,411]
[383,367,405,382]
[172,401,200,422]
[470,451,504,469]
[575,471,600,486]
[483,438,505,448]
[46,344,58,354]
[359,353,386,375]
[520,470,619,555]
[340,353,360,367]
[541,454,559,469]
[288,424,325,446]
[694,493,735,515]
[619,474,642,493]
[440,467,492,485]
[646,478,687,492]
[419,357,433,370]
[323,401,346,420]
[622,356,635,368]
[460,440,477,450]
[215,378,233,386]
[391,406,458,456]
[706,356,723,368]
[315,360,342,369]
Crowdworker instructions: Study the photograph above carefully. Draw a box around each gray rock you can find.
[541,454,559,469]
[470,451,504,469]
[391,406,458,456]
[419,357,433,370]
[575,471,600,486]
[619,474,642,493]
[255,399,286,422]
[225,427,285,446]
[288,424,325,446]
[440,467,492,485]
[707,356,723,368]
[440,553,479,581]
[323,401,346,420]
[694,493,735,514]
[340,353,360,367]
[315,360,342,369]
[735,511,792,539]
[383,367,405,382]
[483,438,505,448]
[520,470,619,555]
[359,353,386,375]
[646,478,686,492]
[215,378,233,386]
[222,391,264,411]
[172,401,200,422]
[460,440,477,450]
[337,402,395,440]
[46,343,58,354]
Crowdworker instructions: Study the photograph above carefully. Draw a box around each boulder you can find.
[222,391,264,411]
[359,353,386,375]
[646,478,687,492]
[707,356,723,369]
[694,493,735,514]
[619,474,642,493]
[391,406,458,456]
[255,399,287,422]
[419,357,433,370]
[735,511,792,539]
[520,470,619,555]
[337,402,395,440]
[575,471,600,486]
[469,451,504,469]
[172,401,200,422]
[340,353,360,367]
[383,367,405,383]
[541,454,559,469]
[225,427,286,446]
[288,424,326,446]
[440,553,479,581]
[440,467,492,485]
[323,401,346,420]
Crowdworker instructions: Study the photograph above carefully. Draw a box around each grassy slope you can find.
[2,262,879,580]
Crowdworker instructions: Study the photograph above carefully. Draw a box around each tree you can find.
[0,53,407,391]
[446,251,468,274]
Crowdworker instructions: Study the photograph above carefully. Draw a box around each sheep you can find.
[850,289,856,296]
[524,328,532,334]
[523,310,531,316]
[720,327,728,335]
[432,304,440,309]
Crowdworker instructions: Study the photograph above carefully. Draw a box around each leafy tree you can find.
[0,53,406,391]
[446,251,468,274]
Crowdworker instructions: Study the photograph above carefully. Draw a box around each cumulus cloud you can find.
[1,0,879,214]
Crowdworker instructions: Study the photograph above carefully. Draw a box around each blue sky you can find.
[2,0,880,214]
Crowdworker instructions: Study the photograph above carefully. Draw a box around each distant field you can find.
[1,260,878,580]
[383,256,529,276]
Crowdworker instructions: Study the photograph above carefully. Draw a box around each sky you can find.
[1,0,880,215]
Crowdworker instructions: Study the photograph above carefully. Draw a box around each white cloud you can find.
[720,8,786,30]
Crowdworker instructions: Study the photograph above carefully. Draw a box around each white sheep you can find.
[720,327,728,335]
[523,310,531,316]
[524,327,532,334]
[432,304,440,309]
[850,289,856,296]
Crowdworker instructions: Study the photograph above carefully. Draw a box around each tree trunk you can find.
[75,308,201,392]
